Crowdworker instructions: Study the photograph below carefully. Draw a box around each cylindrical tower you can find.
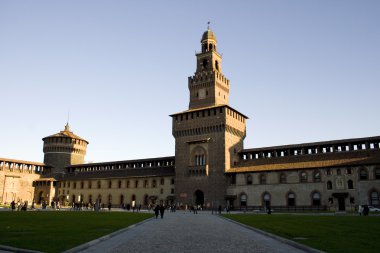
[42,123,88,174]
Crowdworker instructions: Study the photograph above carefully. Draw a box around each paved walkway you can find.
[74,211,313,253]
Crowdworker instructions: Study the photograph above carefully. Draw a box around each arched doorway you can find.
[194,190,204,207]
[262,192,271,210]
[38,191,44,204]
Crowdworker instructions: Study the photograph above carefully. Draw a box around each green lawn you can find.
[224,214,380,253]
[0,211,153,253]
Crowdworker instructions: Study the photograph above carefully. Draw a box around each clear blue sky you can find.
[1,0,379,163]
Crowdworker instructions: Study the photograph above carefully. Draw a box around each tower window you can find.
[215,60,219,71]
[202,59,208,68]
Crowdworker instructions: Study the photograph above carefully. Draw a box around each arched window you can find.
[347,180,354,189]
[327,181,332,190]
[313,171,321,182]
[215,60,219,71]
[240,194,247,207]
[287,192,296,206]
[312,191,321,206]
[260,174,266,184]
[370,191,379,206]
[246,175,252,185]
[279,173,286,184]
[300,171,308,183]
[193,146,207,166]
[359,168,368,180]
[262,192,271,208]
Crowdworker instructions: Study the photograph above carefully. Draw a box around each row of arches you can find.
[66,193,165,207]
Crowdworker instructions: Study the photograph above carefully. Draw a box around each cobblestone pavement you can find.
[78,211,310,253]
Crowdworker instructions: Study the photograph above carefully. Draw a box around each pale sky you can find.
[1,0,379,163]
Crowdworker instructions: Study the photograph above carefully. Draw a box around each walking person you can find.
[11,200,16,211]
[154,204,160,219]
[160,204,165,219]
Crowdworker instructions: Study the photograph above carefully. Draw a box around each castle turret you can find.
[42,123,88,174]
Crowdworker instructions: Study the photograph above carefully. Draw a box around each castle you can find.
[1,28,379,211]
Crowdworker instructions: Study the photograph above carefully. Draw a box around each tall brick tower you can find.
[42,123,88,174]
[171,28,247,208]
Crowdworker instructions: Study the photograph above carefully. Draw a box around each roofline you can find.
[42,134,89,144]
[66,155,175,168]
[0,157,47,166]
[241,136,380,153]
[170,104,249,119]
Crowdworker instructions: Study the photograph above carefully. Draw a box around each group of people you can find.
[10,200,30,211]
[358,205,370,216]
[153,204,166,219]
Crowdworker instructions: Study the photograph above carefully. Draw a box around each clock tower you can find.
[171,27,247,208]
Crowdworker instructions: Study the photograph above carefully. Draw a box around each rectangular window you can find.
[230,174,236,185]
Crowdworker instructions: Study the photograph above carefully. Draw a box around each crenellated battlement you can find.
[188,71,229,87]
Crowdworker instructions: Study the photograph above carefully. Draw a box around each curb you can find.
[219,215,325,253]
[0,245,42,253]
[63,217,153,253]
[62,217,154,253]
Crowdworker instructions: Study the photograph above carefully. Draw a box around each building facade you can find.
[1,28,379,211]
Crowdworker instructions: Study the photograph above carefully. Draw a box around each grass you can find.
[0,211,153,252]
[224,214,380,253]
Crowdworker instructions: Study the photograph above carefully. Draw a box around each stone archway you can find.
[194,190,204,207]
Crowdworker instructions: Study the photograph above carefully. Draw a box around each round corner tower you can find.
[42,123,88,174]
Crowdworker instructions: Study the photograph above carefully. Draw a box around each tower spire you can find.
[65,110,70,131]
